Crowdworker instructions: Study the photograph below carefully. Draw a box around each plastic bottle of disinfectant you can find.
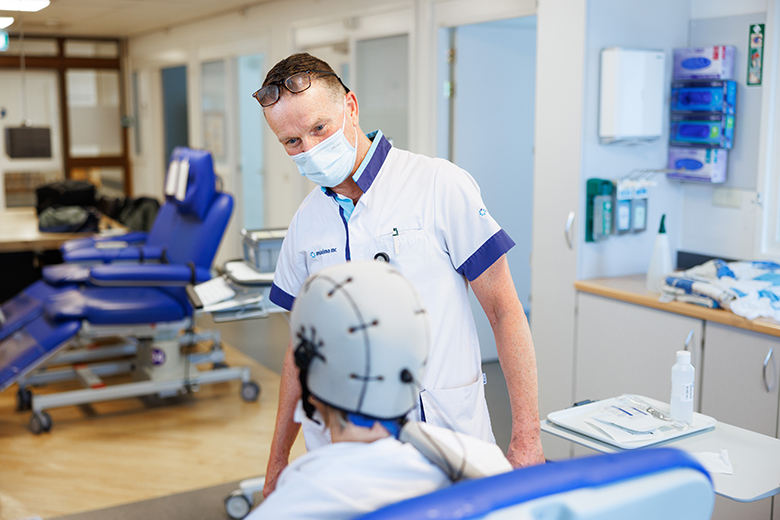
[646,214,672,293]
[670,350,695,424]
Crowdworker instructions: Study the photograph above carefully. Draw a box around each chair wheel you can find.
[29,411,52,434]
[225,489,253,519]
[16,387,32,411]
[240,381,260,402]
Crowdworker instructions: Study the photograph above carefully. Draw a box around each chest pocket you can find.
[373,228,429,281]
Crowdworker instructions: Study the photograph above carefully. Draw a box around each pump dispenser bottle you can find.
[646,214,672,293]
[670,350,695,424]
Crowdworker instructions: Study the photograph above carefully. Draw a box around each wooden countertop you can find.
[575,274,780,338]
[0,207,126,253]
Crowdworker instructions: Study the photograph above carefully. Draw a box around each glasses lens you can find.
[285,71,312,94]
[254,85,280,107]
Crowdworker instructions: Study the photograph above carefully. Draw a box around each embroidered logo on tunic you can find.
[310,248,338,259]
[478,208,487,216]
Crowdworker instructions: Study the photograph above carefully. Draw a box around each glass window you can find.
[201,60,227,162]
[70,167,124,198]
[66,69,122,157]
[6,37,58,56]
[64,40,119,58]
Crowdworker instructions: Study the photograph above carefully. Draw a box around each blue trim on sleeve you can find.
[269,283,295,311]
[456,229,515,282]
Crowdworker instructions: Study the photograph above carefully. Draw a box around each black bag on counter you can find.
[36,180,96,215]
[118,197,160,232]
[38,206,100,233]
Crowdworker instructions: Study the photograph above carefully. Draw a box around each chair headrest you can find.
[164,147,217,220]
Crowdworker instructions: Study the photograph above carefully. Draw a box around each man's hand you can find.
[506,433,545,468]
[262,456,289,498]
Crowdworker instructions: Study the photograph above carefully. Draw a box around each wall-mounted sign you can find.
[0,31,8,52]
[747,23,765,86]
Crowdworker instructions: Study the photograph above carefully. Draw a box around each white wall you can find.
[691,0,767,20]
[126,0,535,266]
[576,0,690,280]
[679,11,768,262]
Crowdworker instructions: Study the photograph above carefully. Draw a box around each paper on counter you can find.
[691,449,733,475]
[585,420,662,444]
[194,277,236,307]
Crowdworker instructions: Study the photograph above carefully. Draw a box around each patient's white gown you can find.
[248,437,450,519]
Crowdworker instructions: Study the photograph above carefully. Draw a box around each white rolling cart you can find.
[542,394,780,504]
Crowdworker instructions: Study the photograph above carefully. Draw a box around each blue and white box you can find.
[667,147,728,183]
[673,46,735,80]
[670,112,734,149]
[671,80,736,114]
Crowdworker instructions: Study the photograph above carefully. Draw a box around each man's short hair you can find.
[263,52,347,103]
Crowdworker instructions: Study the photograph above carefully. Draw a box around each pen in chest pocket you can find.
[393,227,399,255]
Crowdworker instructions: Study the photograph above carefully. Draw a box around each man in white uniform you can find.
[256,53,544,496]
[248,262,450,519]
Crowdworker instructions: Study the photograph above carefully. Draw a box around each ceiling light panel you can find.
[0,0,50,12]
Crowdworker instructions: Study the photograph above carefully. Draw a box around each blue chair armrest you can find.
[96,231,147,243]
[60,232,148,254]
[63,245,163,263]
[89,264,211,287]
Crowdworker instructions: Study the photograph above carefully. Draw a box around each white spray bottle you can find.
[646,214,672,293]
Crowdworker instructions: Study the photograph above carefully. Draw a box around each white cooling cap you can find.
[290,261,429,419]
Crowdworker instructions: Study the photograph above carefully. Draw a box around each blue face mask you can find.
[292,100,358,188]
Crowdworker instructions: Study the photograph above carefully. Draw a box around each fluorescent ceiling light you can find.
[0,0,50,12]
[0,16,14,28]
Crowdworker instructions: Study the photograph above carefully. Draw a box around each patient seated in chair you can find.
[249,261,509,519]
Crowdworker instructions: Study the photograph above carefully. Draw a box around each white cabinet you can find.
[569,289,780,518]
[700,322,779,436]
[575,292,704,405]
[700,322,780,520]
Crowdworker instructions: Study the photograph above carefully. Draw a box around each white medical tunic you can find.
[271,131,515,442]
[248,437,450,519]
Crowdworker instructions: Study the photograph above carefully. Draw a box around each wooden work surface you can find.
[575,274,780,338]
[0,345,305,520]
[0,207,126,253]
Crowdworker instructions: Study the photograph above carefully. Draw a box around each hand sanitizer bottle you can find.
[646,214,672,293]
[670,350,695,424]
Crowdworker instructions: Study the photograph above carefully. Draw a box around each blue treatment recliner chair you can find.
[42,148,205,286]
[357,448,714,520]
[0,148,260,434]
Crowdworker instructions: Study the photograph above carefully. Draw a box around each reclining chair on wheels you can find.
[57,202,178,260]
[0,147,260,434]
[43,149,201,285]
[358,448,714,520]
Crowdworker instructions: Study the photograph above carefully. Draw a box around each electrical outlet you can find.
[712,188,741,209]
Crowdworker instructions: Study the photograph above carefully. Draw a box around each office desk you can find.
[542,417,780,502]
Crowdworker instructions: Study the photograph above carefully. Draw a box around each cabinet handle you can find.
[764,347,775,392]
[564,211,575,250]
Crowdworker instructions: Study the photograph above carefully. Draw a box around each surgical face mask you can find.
[292,100,358,188]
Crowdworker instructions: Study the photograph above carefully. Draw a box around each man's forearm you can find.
[494,307,542,444]
[471,256,544,466]
[265,341,303,494]
[270,344,302,458]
